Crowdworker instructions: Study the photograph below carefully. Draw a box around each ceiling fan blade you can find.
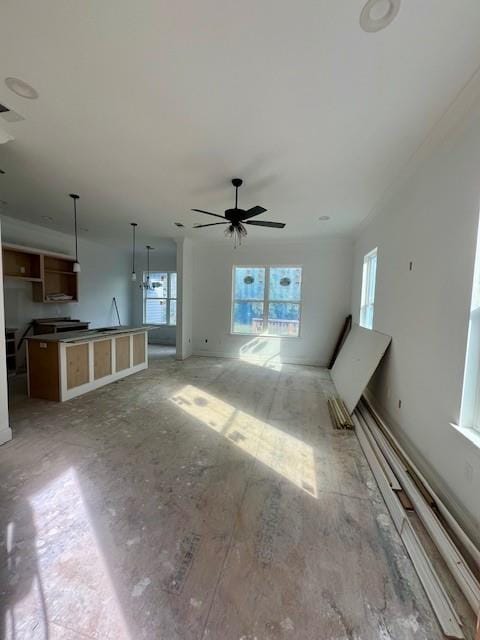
[191,209,226,220]
[241,206,267,220]
[246,220,285,229]
[193,222,229,228]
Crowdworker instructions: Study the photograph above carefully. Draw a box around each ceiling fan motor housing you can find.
[225,207,245,223]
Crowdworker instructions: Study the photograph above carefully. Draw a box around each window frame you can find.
[142,270,177,326]
[459,217,480,434]
[359,248,378,330]
[230,265,303,338]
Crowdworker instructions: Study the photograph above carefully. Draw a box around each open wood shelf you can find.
[45,269,76,275]
[4,275,43,282]
[2,244,79,304]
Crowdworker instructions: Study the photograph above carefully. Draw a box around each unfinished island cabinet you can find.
[2,243,79,303]
[26,329,148,402]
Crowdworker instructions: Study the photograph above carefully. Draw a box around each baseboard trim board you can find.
[192,350,325,367]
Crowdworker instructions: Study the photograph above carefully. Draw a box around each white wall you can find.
[176,238,193,360]
[351,87,480,545]
[192,237,353,366]
[0,220,12,445]
[1,215,132,367]
[131,239,177,346]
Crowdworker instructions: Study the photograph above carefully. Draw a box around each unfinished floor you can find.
[0,347,446,640]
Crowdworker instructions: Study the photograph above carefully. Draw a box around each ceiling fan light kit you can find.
[192,178,285,247]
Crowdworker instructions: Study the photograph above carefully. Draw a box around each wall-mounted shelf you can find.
[2,243,79,304]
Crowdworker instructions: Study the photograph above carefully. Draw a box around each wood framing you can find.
[94,339,112,380]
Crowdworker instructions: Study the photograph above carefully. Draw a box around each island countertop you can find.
[27,325,157,344]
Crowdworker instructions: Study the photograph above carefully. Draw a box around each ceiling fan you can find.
[192,178,285,245]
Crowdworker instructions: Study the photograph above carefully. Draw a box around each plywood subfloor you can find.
[0,348,447,640]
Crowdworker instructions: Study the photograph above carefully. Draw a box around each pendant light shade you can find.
[69,193,81,273]
[130,222,138,282]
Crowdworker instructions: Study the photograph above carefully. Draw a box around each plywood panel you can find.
[132,332,146,366]
[94,339,112,380]
[27,340,60,401]
[115,336,130,372]
[331,323,391,414]
[67,343,89,389]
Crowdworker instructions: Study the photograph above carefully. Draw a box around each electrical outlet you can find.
[20,266,25,274]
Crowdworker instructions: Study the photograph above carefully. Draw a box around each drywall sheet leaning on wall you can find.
[331,323,391,414]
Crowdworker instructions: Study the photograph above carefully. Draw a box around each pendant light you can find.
[142,245,154,290]
[69,193,81,273]
[130,222,138,281]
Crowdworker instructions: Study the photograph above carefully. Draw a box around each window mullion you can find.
[263,266,270,333]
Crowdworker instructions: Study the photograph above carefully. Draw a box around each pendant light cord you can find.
[131,223,137,273]
[74,199,78,262]
[70,194,80,264]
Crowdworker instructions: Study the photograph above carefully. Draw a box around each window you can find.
[460,219,480,433]
[359,248,378,330]
[231,266,302,337]
[143,271,177,325]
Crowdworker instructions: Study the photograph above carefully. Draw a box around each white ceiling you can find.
[1,1,480,247]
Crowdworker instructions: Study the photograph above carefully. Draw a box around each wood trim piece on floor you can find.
[358,402,480,614]
[362,394,480,570]
[353,411,464,639]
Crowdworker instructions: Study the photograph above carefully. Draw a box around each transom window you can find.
[231,266,302,337]
[143,271,177,326]
[359,248,378,330]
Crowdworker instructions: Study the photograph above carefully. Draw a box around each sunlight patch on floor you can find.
[3,468,130,640]
[170,385,317,497]
[238,338,283,371]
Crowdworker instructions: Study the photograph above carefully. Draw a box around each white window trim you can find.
[143,271,177,326]
[230,265,303,338]
[359,248,378,330]
[459,214,480,436]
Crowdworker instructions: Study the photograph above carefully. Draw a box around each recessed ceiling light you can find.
[5,77,39,99]
[174,222,185,228]
[360,0,401,32]
[319,215,330,221]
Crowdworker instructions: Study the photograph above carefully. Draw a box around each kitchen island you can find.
[26,326,154,401]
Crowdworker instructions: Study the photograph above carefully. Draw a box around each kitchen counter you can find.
[26,326,155,401]
[29,325,155,343]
